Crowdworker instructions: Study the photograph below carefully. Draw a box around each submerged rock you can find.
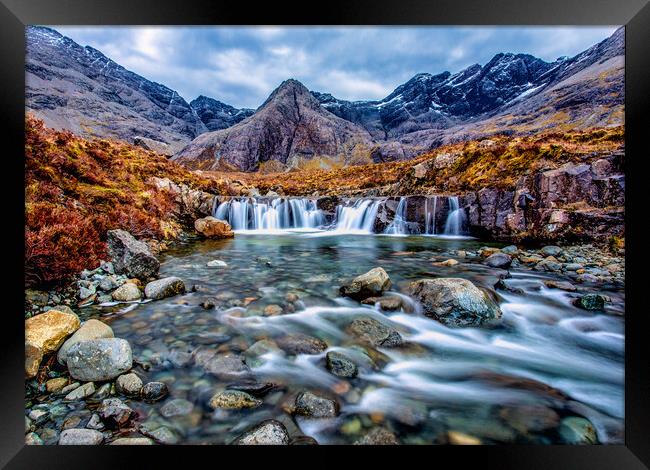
[354,427,400,445]
[142,382,169,402]
[144,276,186,300]
[160,398,194,417]
[484,253,512,269]
[294,391,339,418]
[276,333,328,355]
[340,267,392,301]
[205,354,251,379]
[58,319,114,365]
[107,229,160,280]
[406,278,502,327]
[558,417,598,444]
[208,390,262,409]
[232,419,290,445]
[194,216,235,238]
[66,338,133,382]
[347,317,404,347]
[326,351,358,378]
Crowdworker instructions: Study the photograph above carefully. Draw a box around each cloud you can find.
[53,26,618,109]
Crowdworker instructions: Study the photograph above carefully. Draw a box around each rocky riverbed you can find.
[25,231,624,445]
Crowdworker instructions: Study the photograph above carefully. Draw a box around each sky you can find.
[54,26,619,109]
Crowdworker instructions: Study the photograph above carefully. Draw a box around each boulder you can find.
[208,390,262,409]
[106,229,160,280]
[294,391,339,418]
[66,338,133,382]
[111,283,142,302]
[484,253,512,269]
[25,309,80,377]
[232,419,290,445]
[194,216,235,238]
[58,319,114,365]
[58,428,103,445]
[340,267,392,301]
[144,276,186,300]
[406,278,502,327]
[347,317,403,348]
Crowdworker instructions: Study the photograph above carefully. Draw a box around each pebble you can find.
[209,390,262,410]
[58,428,104,445]
[64,382,95,401]
[142,382,169,402]
[116,372,143,397]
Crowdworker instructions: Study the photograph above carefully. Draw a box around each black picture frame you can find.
[2,0,648,467]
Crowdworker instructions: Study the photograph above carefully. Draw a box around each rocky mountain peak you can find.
[259,78,320,112]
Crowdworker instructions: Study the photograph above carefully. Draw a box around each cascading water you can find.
[213,197,324,231]
[425,196,438,235]
[384,197,409,235]
[334,199,381,233]
[443,196,467,236]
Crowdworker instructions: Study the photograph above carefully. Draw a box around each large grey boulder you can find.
[106,229,160,280]
[66,338,133,381]
[407,278,502,327]
[340,267,392,301]
[144,276,186,300]
[57,319,114,365]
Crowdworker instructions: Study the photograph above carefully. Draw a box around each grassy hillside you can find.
[25,116,221,286]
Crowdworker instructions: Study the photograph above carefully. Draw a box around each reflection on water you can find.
[90,234,624,444]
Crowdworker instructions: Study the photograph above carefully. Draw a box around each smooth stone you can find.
[406,278,502,327]
[544,280,577,292]
[541,246,563,257]
[58,319,114,365]
[115,372,143,397]
[354,427,400,445]
[110,437,154,445]
[46,377,68,393]
[142,382,169,402]
[58,428,103,445]
[209,390,262,409]
[326,351,358,378]
[66,338,133,382]
[501,245,519,254]
[347,317,403,347]
[64,382,95,401]
[60,382,80,394]
[194,216,235,238]
[484,253,512,269]
[276,333,328,355]
[290,436,319,445]
[25,309,80,377]
[204,354,251,379]
[535,257,562,272]
[144,276,186,300]
[232,419,290,445]
[160,398,194,417]
[574,294,607,310]
[98,398,135,428]
[558,417,599,444]
[499,405,560,434]
[294,391,339,418]
[447,431,482,445]
[340,267,392,301]
[111,283,142,302]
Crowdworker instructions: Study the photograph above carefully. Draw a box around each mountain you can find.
[312,27,623,148]
[190,96,255,131]
[25,26,209,154]
[173,79,374,171]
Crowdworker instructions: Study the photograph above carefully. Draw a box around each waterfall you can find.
[213,197,324,231]
[443,196,467,236]
[425,196,438,235]
[384,197,409,235]
[334,199,380,233]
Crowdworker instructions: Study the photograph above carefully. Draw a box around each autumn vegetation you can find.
[25,116,220,286]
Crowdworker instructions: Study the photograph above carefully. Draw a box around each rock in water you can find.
[340,267,392,301]
[58,319,114,365]
[58,428,103,445]
[144,276,186,300]
[354,427,400,445]
[194,216,235,238]
[111,283,142,302]
[407,278,502,327]
[110,437,154,445]
[160,398,194,417]
[98,398,135,428]
[66,338,133,381]
[232,419,290,445]
[208,390,262,409]
[115,372,143,397]
[573,293,607,310]
[142,382,169,402]
[347,317,403,347]
[204,354,251,379]
[484,253,512,269]
[106,229,160,280]
[558,417,599,444]
[326,351,358,378]
[276,333,328,355]
[25,309,80,377]
[294,391,339,418]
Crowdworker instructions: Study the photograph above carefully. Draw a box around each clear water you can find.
[87,234,624,445]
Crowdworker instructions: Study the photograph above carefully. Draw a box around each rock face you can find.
[233,420,290,445]
[25,26,207,154]
[194,216,235,238]
[340,267,392,301]
[144,276,186,300]
[57,319,114,365]
[174,79,374,171]
[66,338,133,381]
[106,230,160,280]
[407,278,502,327]
[149,177,215,223]
[25,309,80,377]
[190,95,254,131]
